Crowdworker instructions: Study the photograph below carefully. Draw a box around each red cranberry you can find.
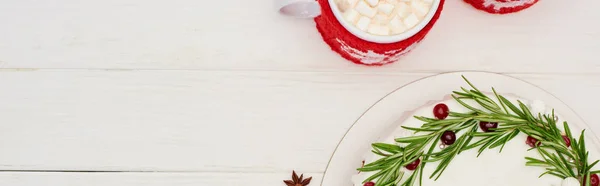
[562,135,571,147]
[526,136,541,147]
[433,103,449,120]
[364,182,375,186]
[479,121,498,132]
[441,131,456,145]
[592,174,600,186]
[405,158,420,171]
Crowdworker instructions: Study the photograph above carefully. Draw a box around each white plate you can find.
[321,71,600,185]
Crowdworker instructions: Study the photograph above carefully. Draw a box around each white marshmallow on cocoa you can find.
[411,1,430,18]
[403,13,419,28]
[395,2,411,18]
[365,0,379,7]
[389,15,407,34]
[356,16,372,31]
[422,0,434,4]
[367,24,390,35]
[343,9,361,23]
[347,0,359,6]
[337,0,352,12]
[371,14,390,24]
[356,1,377,17]
[377,3,395,15]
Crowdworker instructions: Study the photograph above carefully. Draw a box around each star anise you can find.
[283,171,312,186]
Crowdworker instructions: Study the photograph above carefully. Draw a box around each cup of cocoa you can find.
[278,0,444,65]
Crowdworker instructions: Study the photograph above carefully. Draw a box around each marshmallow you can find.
[411,1,430,18]
[371,14,388,25]
[389,15,407,34]
[343,9,361,23]
[337,0,433,35]
[403,13,419,28]
[378,3,395,15]
[356,16,372,31]
[396,2,411,18]
[356,1,377,17]
[368,24,390,35]
[347,0,359,6]
[365,0,379,7]
[337,0,352,12]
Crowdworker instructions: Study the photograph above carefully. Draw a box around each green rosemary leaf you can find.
[557,151,576,177]
[402,126,439,132]
[489,130,519,150]
[372,149,390,157]
[420,134,439,186]
[474,99,502,114]
[452,95,484,113]
[358,164,389,172]
[373,143,403,154]
[452,91,472,98]
[461,75,480,92]
[449,111,476,118]
[471,117,510,123]
[402,169,418,186]
[492,88,509,114]
[396,135,430,143]
[540,170,567,179]
[518,100,538,122]
[497,95,526,118]
[564,122,574,142]
[414,116,438,123]
[499,130,520,152]
[580,131,587,156]
[588,160,599,172]
[476,134,502,157]
[472,131,502,137]
[364,167,391,183]
[459,125,479,154]
[359,76,600,186]
[585,172,591,186]
[422,118,469,128]
[463,136,493,151]
[525,157,550,167]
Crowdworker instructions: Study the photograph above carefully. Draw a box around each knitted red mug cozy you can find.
[278,0,445,66]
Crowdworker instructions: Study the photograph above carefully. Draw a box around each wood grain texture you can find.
[0,0,599,73]
[0,71,598,174]
[0,70,428,172]
[0,172,323,186]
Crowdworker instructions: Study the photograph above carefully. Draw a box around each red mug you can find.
[463,0,539,14]
[278,0,445,66]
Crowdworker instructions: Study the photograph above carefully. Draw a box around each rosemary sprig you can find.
[357,76,600,186]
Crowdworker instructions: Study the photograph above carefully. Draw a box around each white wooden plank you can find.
[0,70,597,172]
[1,0,599,73]
[0,172,323,186]
[0,70,429,172]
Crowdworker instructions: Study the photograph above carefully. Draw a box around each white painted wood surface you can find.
[0,0,599,185]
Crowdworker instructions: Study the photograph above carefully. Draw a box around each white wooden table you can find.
[0,0,599,185]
